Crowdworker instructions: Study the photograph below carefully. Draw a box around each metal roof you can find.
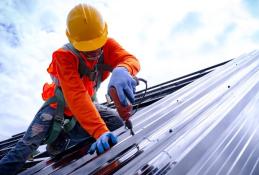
[1,50,258,175]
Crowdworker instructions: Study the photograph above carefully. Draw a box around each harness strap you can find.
[43,88,75,144]
[63,43,96,80]
[63,43,113,82]
[64,117,76,132]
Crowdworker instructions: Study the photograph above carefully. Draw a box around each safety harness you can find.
[43,43,113,144]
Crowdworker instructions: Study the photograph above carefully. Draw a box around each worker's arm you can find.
[103,38,140,76]
[53,50,109,139]
[104,38,141,105]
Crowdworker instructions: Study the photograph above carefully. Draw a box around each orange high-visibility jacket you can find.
[42,38,140,139]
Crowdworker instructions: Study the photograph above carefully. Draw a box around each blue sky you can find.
[0,0,259,140]
[243,0,259,17]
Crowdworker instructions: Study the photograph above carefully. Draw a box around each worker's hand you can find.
[88,132,118,155]
[108,67,137,106]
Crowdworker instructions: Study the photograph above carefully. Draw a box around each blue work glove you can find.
[88,132,118,155]
[108,67,137,106]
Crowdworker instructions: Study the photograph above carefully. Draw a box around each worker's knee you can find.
[105,115,124,131]
[96,103,120,118]
[40,113,53,121]
[23,112,54,146]
[95,104,124,131]
[23,123,46,146]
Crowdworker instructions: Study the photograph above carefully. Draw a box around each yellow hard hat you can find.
[66,4,108,51]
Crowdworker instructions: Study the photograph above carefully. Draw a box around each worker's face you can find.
[83,48,103,61]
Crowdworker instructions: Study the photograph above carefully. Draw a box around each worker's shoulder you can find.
[52,47,77,65]
[52,45,75,57]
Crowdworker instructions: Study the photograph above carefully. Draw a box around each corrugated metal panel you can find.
[5,50,257,175]
[115,50,258,175]
[65,50,258,175]
[164,51,259,175]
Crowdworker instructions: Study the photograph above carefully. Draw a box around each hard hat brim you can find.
[66,23,108,52]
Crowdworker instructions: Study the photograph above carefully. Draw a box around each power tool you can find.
[108,86,135,135]
[107,77,147,136]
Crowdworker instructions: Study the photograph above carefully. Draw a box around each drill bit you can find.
[125,119,135,135]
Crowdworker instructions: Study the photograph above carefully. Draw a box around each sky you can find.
[0,0,259,140]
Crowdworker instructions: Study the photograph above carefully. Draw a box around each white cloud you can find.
[0,0,259,140]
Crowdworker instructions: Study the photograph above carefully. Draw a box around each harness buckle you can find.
[54,114,64,125]
[89,71,98,81]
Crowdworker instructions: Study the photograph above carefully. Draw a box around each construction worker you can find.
[0,3,140,175]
